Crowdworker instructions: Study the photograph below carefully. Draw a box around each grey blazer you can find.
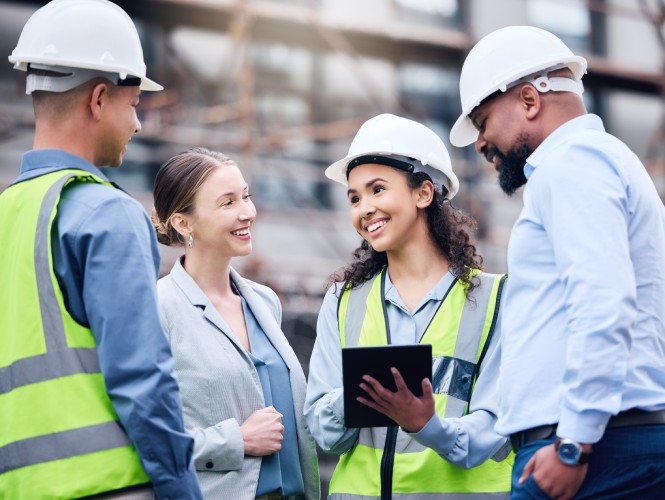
[157,258,320,500]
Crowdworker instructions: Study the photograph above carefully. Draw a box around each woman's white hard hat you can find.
[9,0,162,93]
[449,25,587,147]
[326,113,460,199]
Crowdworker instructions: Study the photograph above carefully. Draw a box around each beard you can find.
[490,134,532,196]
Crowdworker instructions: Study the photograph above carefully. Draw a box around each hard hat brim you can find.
[9,56,163,92]
[140,76,163,92]
[325,151,460,200]
[449,113,478,148]
[450,52,588,148]
[325,153,367,187]
[325,151,431,187]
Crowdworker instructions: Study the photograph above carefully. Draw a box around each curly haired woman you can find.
[304,114,512,499]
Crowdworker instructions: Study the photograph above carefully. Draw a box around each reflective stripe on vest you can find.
[0,170,149,498]
[331,269,512,498]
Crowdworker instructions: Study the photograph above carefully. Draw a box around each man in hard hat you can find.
[0,1,202,498]
[451,25,665,499]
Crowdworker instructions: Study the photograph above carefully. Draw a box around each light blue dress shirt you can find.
[240,293,305,496]
[14,150,202,499]
[304,270,508,468]
[496,114,665,444]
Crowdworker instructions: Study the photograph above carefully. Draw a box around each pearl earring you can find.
[188,235,194,249]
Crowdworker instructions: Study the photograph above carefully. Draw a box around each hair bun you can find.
[150,207,177,246]
[150,208,167,235]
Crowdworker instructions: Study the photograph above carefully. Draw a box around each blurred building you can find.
[1,0,663,303]
[1,0,663,493]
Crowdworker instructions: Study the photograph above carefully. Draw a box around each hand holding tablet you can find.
[342,344,433,428]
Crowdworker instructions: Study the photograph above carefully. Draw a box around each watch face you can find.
[558,440,582,465]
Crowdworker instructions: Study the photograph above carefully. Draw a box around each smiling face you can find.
[470,88,532,195]
[347,163,429,254]
[186,164,257,258]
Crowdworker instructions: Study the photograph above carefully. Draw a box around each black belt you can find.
[510,408,665,453]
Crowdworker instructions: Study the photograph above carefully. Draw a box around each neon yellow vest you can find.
[0,170,150,499]
[330,269,513,499]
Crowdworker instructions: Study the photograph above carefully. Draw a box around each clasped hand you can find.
[357,367,435,433]
[241,406,284,456]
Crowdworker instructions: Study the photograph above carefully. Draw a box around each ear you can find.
[170,212,193,240]
[415,179,435,209]
[518,84,541,120]
[88,82,109,121]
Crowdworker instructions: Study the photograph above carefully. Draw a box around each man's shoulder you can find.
[55,180,153,245]
[553,121,624,156]
[60,180,147,220]
[62,179,135,204]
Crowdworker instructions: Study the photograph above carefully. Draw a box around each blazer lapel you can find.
[170,258,249,356]
[229,269,309,444]
[230,268,302,374]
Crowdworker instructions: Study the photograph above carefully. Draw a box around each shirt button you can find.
[206,461,214,469]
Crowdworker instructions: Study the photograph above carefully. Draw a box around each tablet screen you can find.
[342,344,433,428]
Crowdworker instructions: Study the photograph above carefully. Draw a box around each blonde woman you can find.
[152,147,319,500]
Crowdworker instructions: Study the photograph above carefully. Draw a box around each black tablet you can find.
[342,344,433,428]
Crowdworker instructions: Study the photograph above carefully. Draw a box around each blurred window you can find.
[394,0,459,26]
[399,63,460,134]
[527,0,591,53]
[253,42,313,93]
[254,175,333,211]
[252,158,333,211]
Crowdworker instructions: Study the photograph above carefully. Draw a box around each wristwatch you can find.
[554,437,591,466]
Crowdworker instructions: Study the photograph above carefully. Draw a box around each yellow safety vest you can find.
[0,170,150,499]
[330,269,512,499]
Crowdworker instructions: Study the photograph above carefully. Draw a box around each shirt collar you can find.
[384,268,456,313]
[170,256,210,308]
[17,149,110,184]
[170,256,241,309]
[524,114,605,178]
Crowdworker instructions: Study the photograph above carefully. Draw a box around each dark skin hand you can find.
[519,443,590,500]
[357,367,435,433]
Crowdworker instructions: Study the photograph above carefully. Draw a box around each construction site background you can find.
[1,0,663,494]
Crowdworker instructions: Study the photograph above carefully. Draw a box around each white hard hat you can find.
[449,26,587,147]
[326,113,459,199]
[9,0,162,93]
